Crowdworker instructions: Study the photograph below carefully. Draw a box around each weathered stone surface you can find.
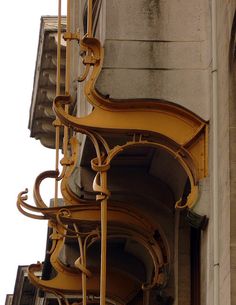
[106,0,208,42]
[95,0,212,119]
[96,68,210,119]
[103,40,210,70]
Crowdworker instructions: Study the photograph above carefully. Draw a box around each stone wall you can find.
[96,0,211,120]
[228,2,236,305]
[75,0,236,304]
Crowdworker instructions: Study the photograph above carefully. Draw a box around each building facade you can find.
[9,1,236,305]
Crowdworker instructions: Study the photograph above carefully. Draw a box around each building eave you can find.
[29,16,66,149]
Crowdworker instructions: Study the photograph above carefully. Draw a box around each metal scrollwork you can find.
[16,0,208,304]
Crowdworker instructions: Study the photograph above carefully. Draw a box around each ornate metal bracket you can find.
[16,1,209,305]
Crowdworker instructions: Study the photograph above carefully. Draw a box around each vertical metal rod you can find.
[143,291,150,305]
[87,0,93,37]
[57,0,62,97]
[54,0,62,207]
[76,229,87,305]
[66,0,71,94]
[63,0,71,158]
[54,125,60,207]
[74,224,87,305]
[82,274,87,305]
[100,171,107,305]
[211,0,219,303]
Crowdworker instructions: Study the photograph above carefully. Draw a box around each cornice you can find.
[29,16,66,149]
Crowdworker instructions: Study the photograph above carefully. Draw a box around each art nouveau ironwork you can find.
[17,0,208,304]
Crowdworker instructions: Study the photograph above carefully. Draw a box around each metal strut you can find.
[63,1,109,304]
[16,0,209,304]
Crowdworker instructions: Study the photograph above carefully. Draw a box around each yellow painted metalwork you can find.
[17,191,168,302]
[53,33,207,190]
[53,0,62,209]
[16,0,209,304]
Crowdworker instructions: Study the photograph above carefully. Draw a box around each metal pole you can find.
[57,0,62,97]
[211,0,219,303]
[87,0,93,37]
[100,171,107,305]
[54,0,62,207]
[63,0,71,158]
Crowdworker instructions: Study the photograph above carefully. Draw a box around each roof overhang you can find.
[29,16,66,148]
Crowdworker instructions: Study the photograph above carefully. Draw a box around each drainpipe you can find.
[211,0,219,304]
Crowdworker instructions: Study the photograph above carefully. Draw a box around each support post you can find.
[100,171,107,305]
